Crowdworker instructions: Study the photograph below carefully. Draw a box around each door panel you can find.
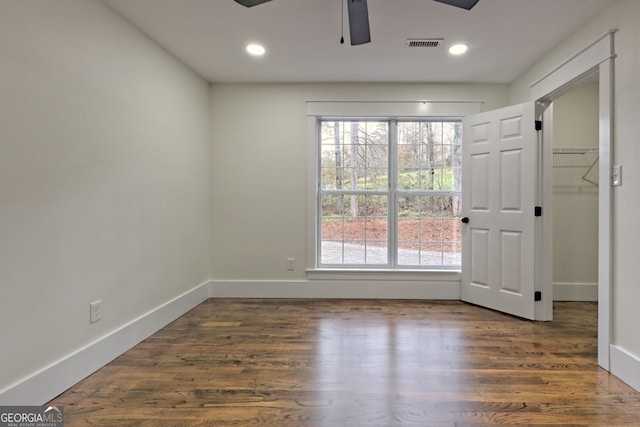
[461,102,538,320]
[470,153,490,210]
[500,230,523,294]
[500,150,523,211]
[470,228,490,287]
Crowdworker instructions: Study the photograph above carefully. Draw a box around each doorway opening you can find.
[550,76,600,304]
[533,30,614,369]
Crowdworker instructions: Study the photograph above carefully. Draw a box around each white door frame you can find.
[530,30,616,370]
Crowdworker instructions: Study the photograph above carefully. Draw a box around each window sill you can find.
[306,268,461,282]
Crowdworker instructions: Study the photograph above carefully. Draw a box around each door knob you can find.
[461,217,469,224]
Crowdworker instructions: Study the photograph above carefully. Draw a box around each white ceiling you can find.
[101,0,613,84]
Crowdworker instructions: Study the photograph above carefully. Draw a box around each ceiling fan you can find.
[233,0,479,45]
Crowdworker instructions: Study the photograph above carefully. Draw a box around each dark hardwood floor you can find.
[50,299,640,426]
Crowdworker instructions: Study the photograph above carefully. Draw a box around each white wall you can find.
[0,0,211,398]
[510,0,640,384]
[210,83,509,281]
[552,82,599,289]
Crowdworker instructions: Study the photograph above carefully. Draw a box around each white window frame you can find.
[306,101,482,272]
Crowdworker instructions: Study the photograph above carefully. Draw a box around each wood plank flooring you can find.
[50,300,640,426]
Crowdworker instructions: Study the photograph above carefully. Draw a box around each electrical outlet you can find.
[286,258,296,271]
[90,300,102,324]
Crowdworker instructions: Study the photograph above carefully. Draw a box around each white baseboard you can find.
[610,345,640,392]
[209,279,461,300]
[553,282,598,301]
[0,281,210,406]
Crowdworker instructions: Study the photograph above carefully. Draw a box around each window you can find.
[318,118,462,269]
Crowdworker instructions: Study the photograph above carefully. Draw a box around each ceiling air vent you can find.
[406,38,443,48]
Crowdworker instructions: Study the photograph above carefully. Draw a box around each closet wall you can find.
[552,81,599,300]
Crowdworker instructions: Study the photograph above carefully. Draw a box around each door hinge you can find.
[535,120,542,131]
[535,206,542,217]
[534,291,542,302]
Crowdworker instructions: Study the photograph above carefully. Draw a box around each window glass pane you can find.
[320,120,344,191]
[320,120,388,191]
[397,194,461,267]
[320,194,388,265]
[397,122,462,192]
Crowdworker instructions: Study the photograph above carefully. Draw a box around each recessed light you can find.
[449,43,468,55]
[246,43,266,56]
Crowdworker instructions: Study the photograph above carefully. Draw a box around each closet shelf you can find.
[553,147,598,186]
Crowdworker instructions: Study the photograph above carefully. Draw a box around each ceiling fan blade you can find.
[234,0,272,7]
[432,0,479,10]
[348,0,371,45]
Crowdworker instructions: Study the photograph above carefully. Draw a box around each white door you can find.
[461,102,538,320]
